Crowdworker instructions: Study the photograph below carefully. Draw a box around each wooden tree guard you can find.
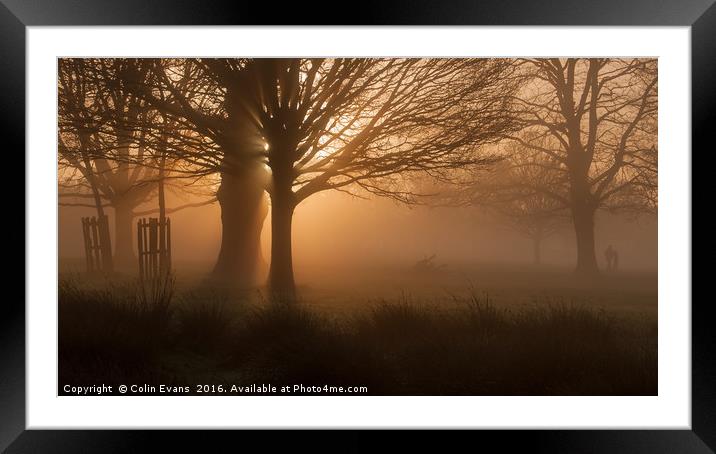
[81,215,113,273]
[137,217,171,280]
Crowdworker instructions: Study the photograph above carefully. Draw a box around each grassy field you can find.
[60,259,657,314]
[58,264,657,396]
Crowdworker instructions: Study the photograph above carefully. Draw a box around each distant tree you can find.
[449,133,569,265]
[480,148,569,265]
[510,58,658,274]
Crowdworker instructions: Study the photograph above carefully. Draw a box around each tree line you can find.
[58,58,657,298]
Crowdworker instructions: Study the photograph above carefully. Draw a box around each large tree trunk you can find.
[268,200,296,300]
[211,168,269,287]
[268,184,296,301]
[567,149,599,276]
[113,198,136,271]
[110,131,136,271]
[572,203,598,275]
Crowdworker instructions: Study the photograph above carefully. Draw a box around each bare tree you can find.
[127,58,269,287]
[510,58,658,274]
[58,58,159,270]
[102,57,519,298]
[233,58,519,298]
[474,146,569,265]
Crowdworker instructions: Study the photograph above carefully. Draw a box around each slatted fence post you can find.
[81,218,92,272]
[144,218,149,279]
[80,214,115,275]
[149,218,158,279]
[90,217,101,271]
[137,218,144,280]
[136,217,173,280]
[97,214,113,272]
[159,218,166,275]
[165,218,172,273]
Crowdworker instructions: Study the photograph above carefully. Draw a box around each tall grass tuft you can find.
[58,275,175,387]
[137,272,175,336]
[176,290,236,354]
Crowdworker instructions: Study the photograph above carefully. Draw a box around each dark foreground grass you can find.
[58,278,656,396]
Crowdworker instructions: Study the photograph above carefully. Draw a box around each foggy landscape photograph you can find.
[58,57,658,396]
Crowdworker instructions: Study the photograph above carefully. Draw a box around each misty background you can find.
[59,190,657,275]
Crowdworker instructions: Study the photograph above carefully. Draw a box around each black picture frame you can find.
[3,0,710,451]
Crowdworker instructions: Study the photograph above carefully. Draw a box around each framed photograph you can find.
[5,0,710,451]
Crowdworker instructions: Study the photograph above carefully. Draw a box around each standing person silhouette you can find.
[604,245,615,271]
[613,248,619,271]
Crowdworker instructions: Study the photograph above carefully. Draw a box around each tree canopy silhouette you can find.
[458,138,570,265]
[58,58,160,270]
[508,58,658,274]
[125,58,521,298]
